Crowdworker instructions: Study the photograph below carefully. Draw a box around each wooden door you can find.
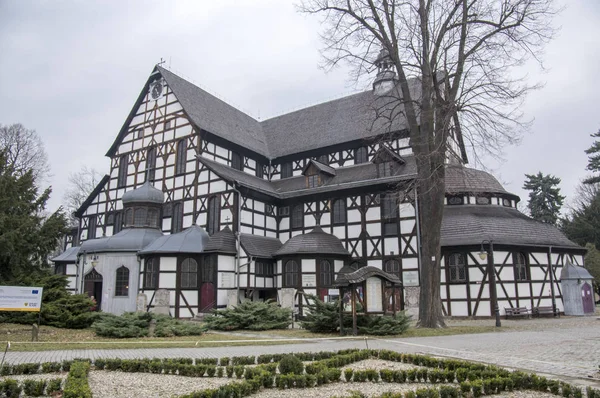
[199,283,215,313]
[582,282,594,314]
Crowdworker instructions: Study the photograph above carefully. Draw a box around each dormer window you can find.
[377,161,393,177]
[231,152,242,171]
[307,174,320,188]
[281,162,293,178]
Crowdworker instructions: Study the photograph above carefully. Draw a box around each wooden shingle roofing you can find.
[273,226,350,257]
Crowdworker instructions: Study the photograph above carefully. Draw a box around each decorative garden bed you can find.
[1,349,596,397]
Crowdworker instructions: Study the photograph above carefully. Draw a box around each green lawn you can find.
[0,321,500,352]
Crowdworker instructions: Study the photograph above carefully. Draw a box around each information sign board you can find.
[0,286,44,312]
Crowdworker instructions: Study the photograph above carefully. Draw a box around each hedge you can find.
[63,361,92,398]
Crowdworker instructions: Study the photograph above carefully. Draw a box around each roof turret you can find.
[122,181,164,205]
[274,226,350,257]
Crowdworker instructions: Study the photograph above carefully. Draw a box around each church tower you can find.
[373,48,397,95]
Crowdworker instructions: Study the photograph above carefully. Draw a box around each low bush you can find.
[46,378,63,394]
[22,379,46,396]
[279,355,304,375]
[204,300,292,331]
[92,312,206,338]
[358,313,411,335]
[0,379,22,398]
[63,361,92,398]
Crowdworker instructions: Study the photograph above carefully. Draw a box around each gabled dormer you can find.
[302,159,336,188]
[372,145,405,178]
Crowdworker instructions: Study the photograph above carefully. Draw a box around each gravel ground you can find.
[343,359,420,372]
[88,371,233,398]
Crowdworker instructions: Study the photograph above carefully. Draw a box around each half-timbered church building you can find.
[53,55,585,319]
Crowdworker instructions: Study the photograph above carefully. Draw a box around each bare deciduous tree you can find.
[299,0,557,327]
[0,123,49,182]
[63,166,101,225]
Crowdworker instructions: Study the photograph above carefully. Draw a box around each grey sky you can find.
[1,1,598,214]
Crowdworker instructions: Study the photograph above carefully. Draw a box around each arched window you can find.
[291,205,303,229]
[144,258,158,289]
[332,199,346,224]
[180,258,198,288]
[147,208,159,228]
[319,260,334,287]
[175,139,187,175]
[147,147,157,182]
[134,207,146,226]
[207,196,220,235]
[125,208,134,227]
[377,162,393,177]
[448,253,466,282]
[384,259,401,278]
[318,154,328,164]
[172,202,183,233]
[88,216,96,239]
[284,260,299,287]
[115,266,130,296]
[118,154,128,188]
[381,194,398,235]
[231,152,242,171]
[513,252,528,281]
[354,147,368,164]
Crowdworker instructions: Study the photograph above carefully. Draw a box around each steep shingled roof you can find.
[333,266,402,287]
[445,166,509,196]
[440,205,583,250]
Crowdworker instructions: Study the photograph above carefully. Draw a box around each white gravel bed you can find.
[88,371,233,398]
[0,373,65,382]
[343,359,420,371]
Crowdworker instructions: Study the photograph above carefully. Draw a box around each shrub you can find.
[359,313,411,335]
[344,368,354,382]
[279,355,304,375]
[472,380,483,398]
[93,312,205,338]
[440,386,460,398]
[23,379,46,396]
[46,378,63,394]
[220,357,230,366]
[1,379,22,398]
[204,300,292,331]
[63,362,92,398]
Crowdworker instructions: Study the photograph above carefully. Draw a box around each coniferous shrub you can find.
[204,300,292,331]
[278,355,304,375]
[92,312,205,338]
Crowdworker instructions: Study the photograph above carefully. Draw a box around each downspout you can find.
[547,246,557,316]
[75,216,82,294]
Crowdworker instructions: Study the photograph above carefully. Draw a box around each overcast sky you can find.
[1,1,599,214]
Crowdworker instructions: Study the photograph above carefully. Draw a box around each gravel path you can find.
[0,373,65,382]
[88,371,232,398]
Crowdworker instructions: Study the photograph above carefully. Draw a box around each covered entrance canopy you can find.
[333,265,403,335]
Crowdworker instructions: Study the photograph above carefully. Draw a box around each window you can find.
[125,208,133,227]
[354,147,368,164]
[114,211,123,234]
[377,161,393,177]
[203,255,217,283]
[164,120,171,130]
[503,198,512,207]
[231,152,242,171]
[147,208,159,228]
[279,206,290,217]
[307,174,320,188]
[513,252,528,281]
[163,202,172,217]
[144,258,158,289]
[115,266,130,296]
[256,162,263,178]
[88,216,97,239]
[332,199,346,224]
[319,259,334,287]
[137,129,143,139]
[55,264,66,276]
[281,162,293,178]
[291,205,303,228]
[147,147,157,182]
[207,196,220,235]
[134,207,147,226]
[266,204,274,216]
[175,139,187,175]
[448,253,466,282]
[284,260,299,287]
[476,196,490,205]
[381,194,398,235]
[448,196,464,205]
[318,154,328,164]
[256,261,274,277]
[180,258,198,288]
[384,259,401,278]
[118,154,128,188]
[172,202,183,233]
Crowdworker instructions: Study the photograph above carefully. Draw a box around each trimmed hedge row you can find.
[0,377,62,398]
[63,361,92,398]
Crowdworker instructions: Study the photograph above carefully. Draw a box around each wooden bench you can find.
[504,307,530,319]
[533,306,558,317]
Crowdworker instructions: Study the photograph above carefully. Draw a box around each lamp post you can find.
[479,240,501,327]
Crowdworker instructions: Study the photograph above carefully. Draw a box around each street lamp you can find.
[479,240,501,327]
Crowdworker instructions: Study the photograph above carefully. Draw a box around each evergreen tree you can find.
[0,150,68,280]
[584,129,600,185]
[562,185,600,250]
[523,172,565,225]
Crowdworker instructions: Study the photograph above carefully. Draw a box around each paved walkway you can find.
[3,317,600,387]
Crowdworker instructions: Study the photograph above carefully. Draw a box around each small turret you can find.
[121,181,164,229]
[373,48,397,95]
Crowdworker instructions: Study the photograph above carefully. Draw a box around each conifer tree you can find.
[523,172,565,225]
[584,129,600,185]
